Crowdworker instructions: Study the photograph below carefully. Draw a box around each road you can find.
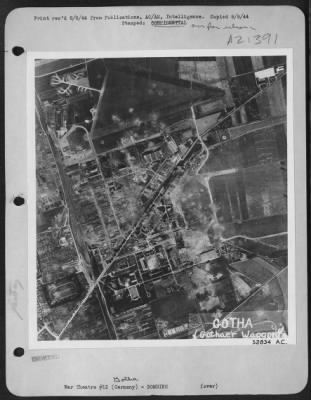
[36,95,93,283]
[36,94,119,339]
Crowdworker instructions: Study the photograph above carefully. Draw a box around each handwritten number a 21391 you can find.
[226,33,278,46]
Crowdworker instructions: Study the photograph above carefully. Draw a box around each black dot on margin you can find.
[13,347,24,357]
[13,196,25,206]
[12,46,24,56]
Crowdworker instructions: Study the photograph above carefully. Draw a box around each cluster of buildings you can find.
[36,125,84,322]
[36,128,64,221]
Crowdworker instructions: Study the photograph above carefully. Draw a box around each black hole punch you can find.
[13,196,25,206]
[13,347,24,357]
[12,46,24,56]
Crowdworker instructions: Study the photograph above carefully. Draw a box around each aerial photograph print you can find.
[34,56,289,342]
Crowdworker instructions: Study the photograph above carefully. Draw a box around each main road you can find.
[36,94,118,339]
